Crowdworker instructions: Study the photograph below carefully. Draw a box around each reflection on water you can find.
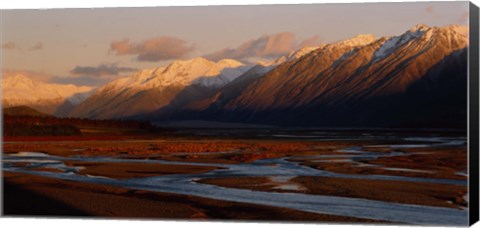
[381,167,433,173]
[267,176,306,191]
[14,152,51,157]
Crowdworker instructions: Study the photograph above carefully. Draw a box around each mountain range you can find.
[2,74,94,115]
[2,24,469,128]
[68,58,250,119]
[194,24,468,128]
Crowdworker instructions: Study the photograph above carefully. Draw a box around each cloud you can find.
[458,11,468,23]
[204,32,322,61]
[109,36,195,62]
[2,42,19,50]
[70,64,137,77]
[425,5,434,14]
[2,42,43,51]
[49,75,113,87]
[29,42,43,51]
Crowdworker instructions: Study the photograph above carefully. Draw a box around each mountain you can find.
[68,58,250,119]
[142,45,323,120]
[2,74,94,115]
[2,105,155,137]
[257,46,323,70]
[3,106,50,117]
[66,24,468,128]
[145,24,468,128]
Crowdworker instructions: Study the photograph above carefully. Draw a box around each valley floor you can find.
[1,130,469,225]
[3,172,379,222]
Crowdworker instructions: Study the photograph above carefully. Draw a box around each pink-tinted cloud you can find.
[70,64,137,77]
[109,36,195,62]
[2,42,43,51]
[49,75,114,87]
[458,11,468,23]
[29,42,43,51]
[425,5,434,14]
[204,32,322,61]
[2,42,19,50]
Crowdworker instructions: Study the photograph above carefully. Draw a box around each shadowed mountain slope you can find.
[145,25,468,128]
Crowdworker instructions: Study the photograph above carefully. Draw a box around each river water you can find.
[2,135,468,225]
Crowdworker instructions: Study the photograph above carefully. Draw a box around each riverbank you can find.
[3,172,381,223]
[2,131,468,225]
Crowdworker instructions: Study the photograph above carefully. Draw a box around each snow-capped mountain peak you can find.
[2,74,95,114]
[373,24,467,63]
[99,57,248,95]
[272,46,321,65]
[2,74,93,101]
[409,23,430,33]
[161,57,246,86]
[446,25,469,37]
[3,74,36,88]
[68,57,250,119]
[334,34,376,48]
[67,23,469,122]
[217,58,245,67]
[254,45,323,74]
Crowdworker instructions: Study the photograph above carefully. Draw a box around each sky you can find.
[1,1,470,87]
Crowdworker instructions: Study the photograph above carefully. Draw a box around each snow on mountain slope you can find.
[205,24,468,127]
[68,24,468,128]
[253,34,375,75]
[270,46,323,65]
[255,46,323,74]
[68,58,249,119]
[96,57,246,94]
[373,24,429,62]
[152,45,327,116]
[2,74,94,114]
[145,24,467,127]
